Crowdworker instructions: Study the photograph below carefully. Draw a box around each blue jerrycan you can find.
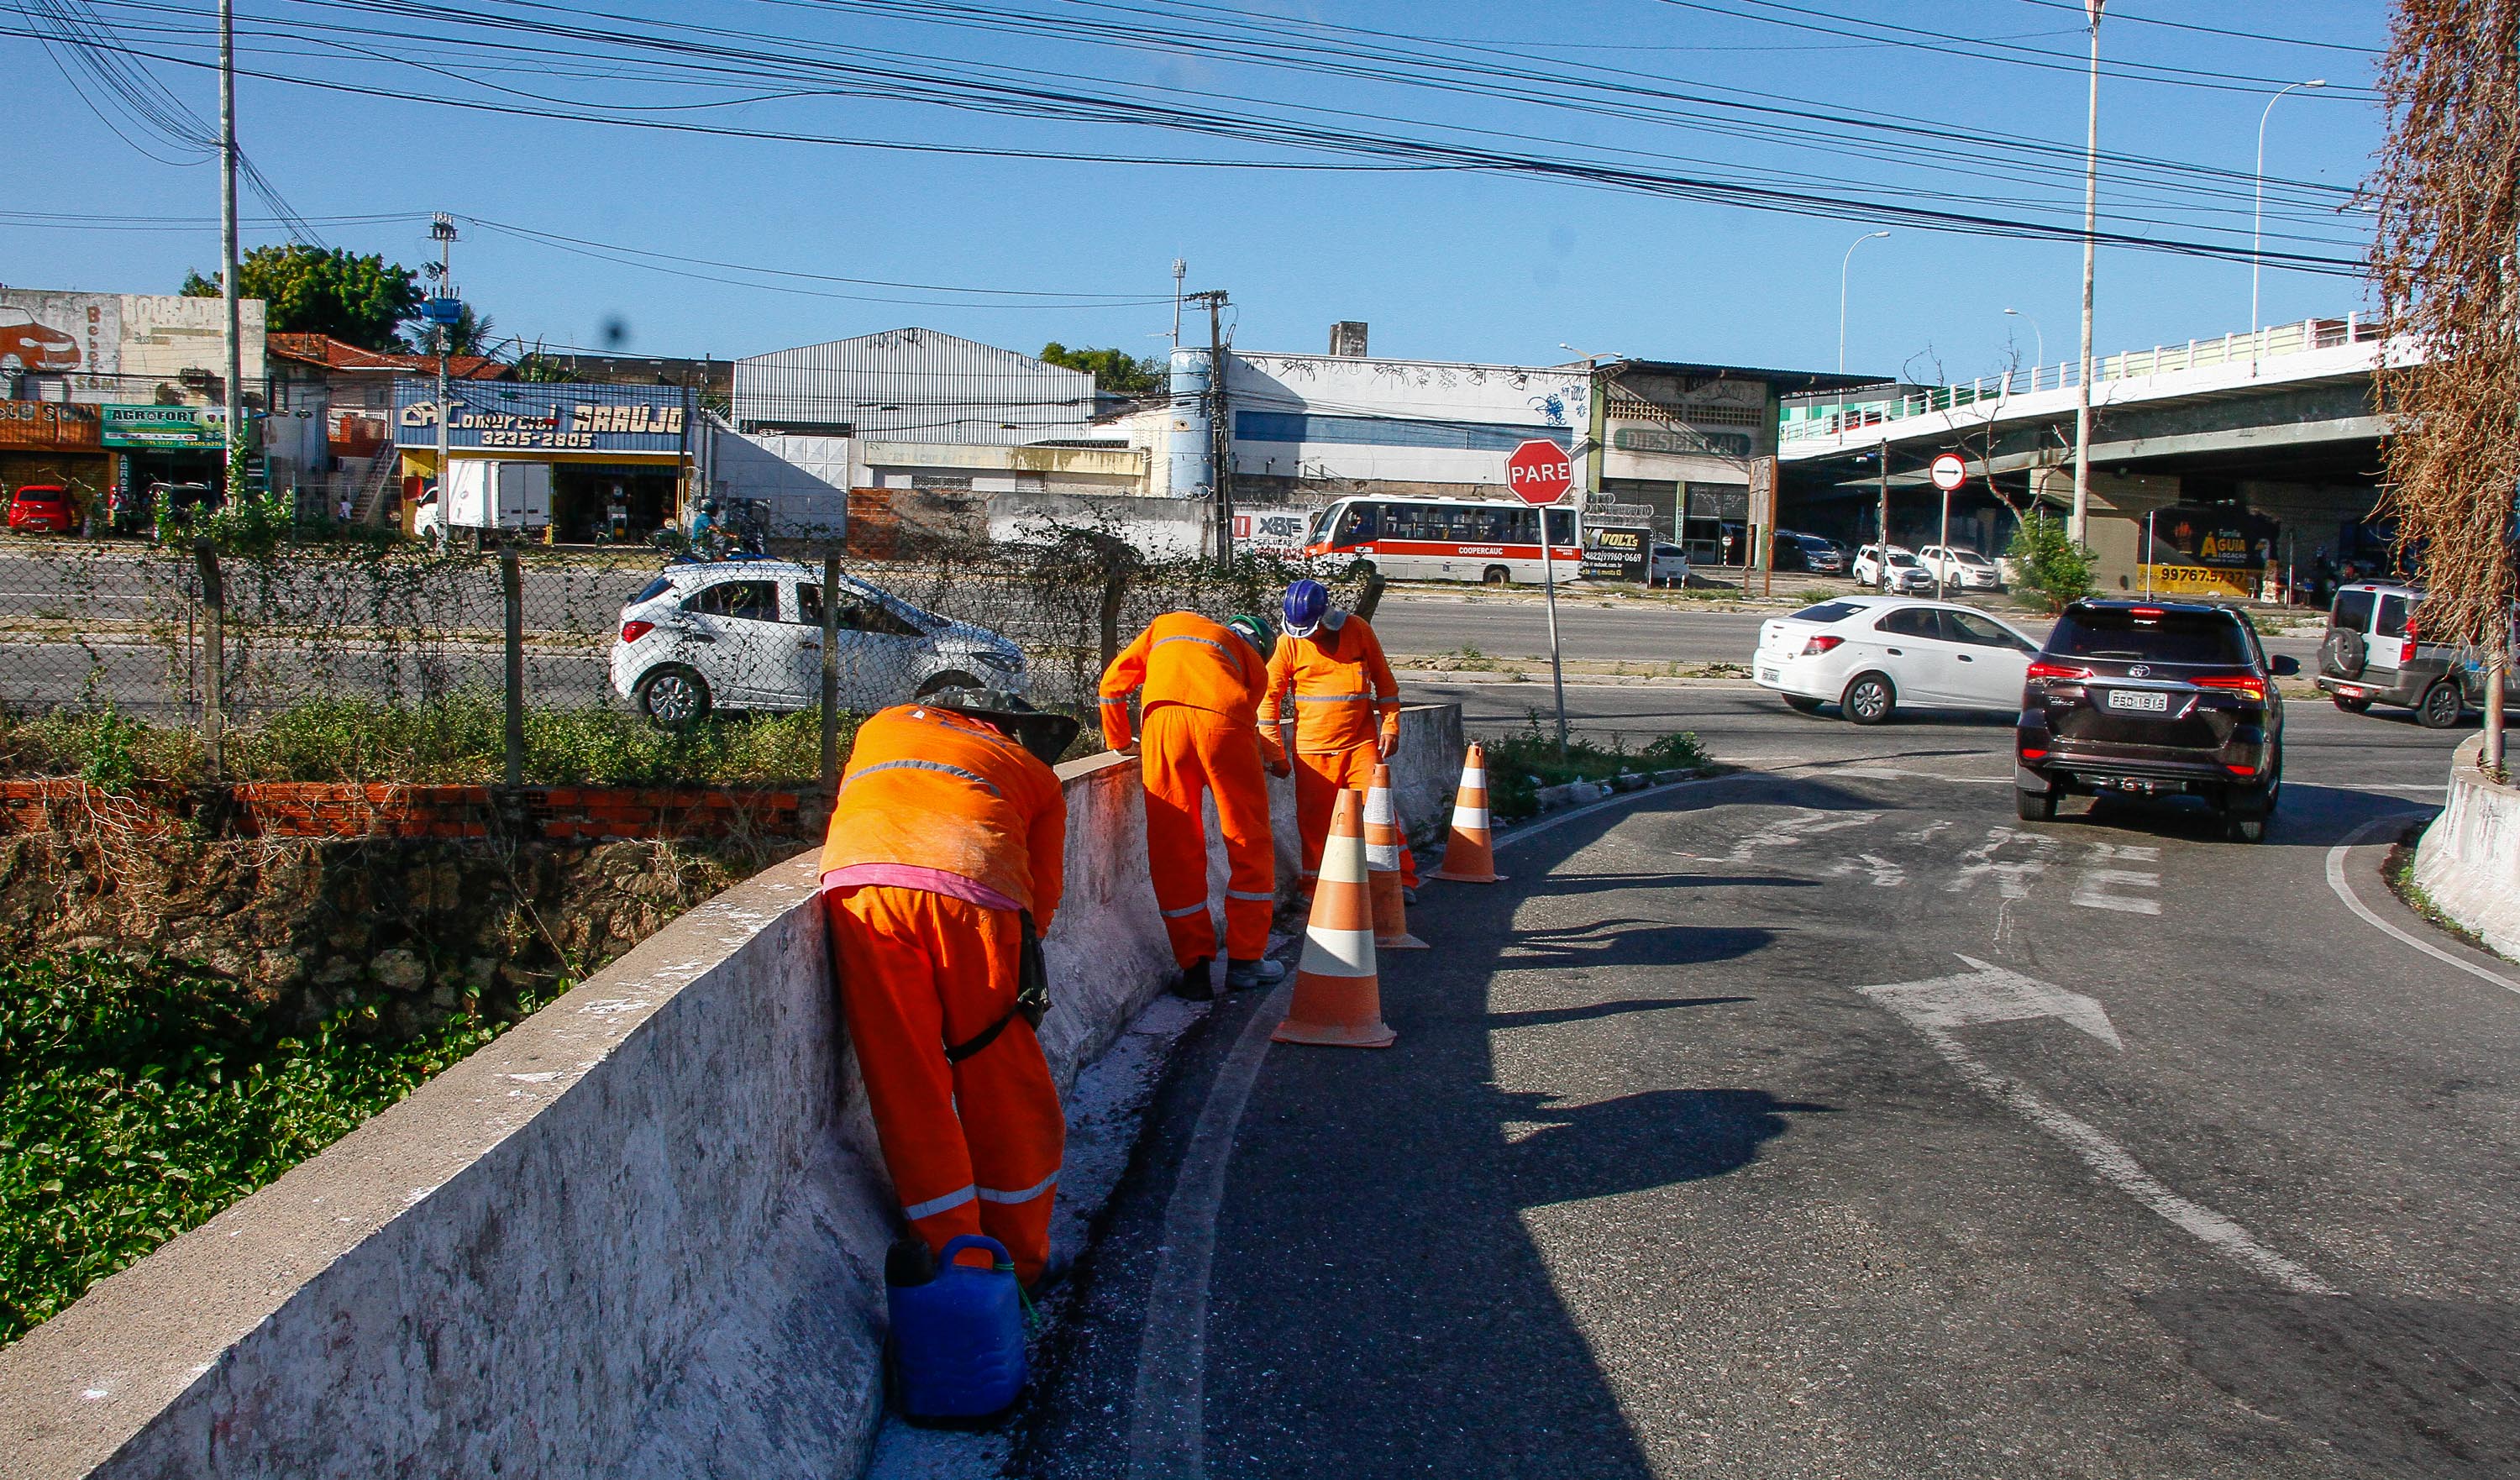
[888,1234,1026,1422]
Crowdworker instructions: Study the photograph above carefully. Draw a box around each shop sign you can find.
[100,404,228,449]
[1583,524,1651,581]
[2140,564,2258,600]
[0,401,100,451]
[1233,507,1317,556]
[394,380,687,454]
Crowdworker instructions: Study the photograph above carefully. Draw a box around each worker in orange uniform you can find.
[820,691,1079,1288]
[1260,578,1417,895]
[1100,611,1289,1000]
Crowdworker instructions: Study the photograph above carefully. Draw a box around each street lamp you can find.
[2252,78,2328,340]
[1839,231,1892,375]
[2004,307,2044,386]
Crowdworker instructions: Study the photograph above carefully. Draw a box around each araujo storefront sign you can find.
[393,380,687,455]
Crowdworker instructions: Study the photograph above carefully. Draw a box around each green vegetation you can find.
[2004,513,2097,613]
[181,245,426,353]
[0,699,831,788]
[1037,342,1167,398]
[1479,719,1710,822]
[0,951,554,1342]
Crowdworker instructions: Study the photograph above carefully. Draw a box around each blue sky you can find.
[0,0,2386,381]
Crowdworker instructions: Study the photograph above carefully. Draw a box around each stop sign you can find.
[1506,439,1574,506]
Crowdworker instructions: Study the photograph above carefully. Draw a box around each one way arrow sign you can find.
[1856,955,2122,1050]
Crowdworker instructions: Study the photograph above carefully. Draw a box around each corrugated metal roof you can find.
[732,328,1094,446]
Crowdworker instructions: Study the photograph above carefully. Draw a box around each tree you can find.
[2370,0,2520,773]
[1038,342,1167,399]
[438,304,502,359]
[181,245,423,352]
[2005,512,2094,614]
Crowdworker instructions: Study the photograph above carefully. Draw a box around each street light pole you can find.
[2004,307,2044,386]
[2251,79,2327,344]
[1839,230,1892,375]
[2071,0,2103,548]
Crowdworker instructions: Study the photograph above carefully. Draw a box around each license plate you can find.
[1759,667,1779,683]
[2105,689,2170,713]
[2108,776,2158,794]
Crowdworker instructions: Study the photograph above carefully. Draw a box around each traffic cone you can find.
[1273,790,1395,1049]
[1364,763,1428,951]
[1429,742,1506,884]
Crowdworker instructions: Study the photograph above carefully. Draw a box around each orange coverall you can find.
[1259,611,1416,890]
[1099,611,1284,966]
[820,703,1067,1284]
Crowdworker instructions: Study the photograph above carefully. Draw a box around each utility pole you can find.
[428,214,458,543]
[1170,258,1186,349]
[1191,289,1232,568]
[2071,0,2103,547]
[217,0,243,506]
[1877,435,1892,590]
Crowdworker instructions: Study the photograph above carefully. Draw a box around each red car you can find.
[7,485,76,533]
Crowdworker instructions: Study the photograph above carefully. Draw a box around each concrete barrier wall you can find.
[0,707,1463,1480]
[2412,733,2520,959]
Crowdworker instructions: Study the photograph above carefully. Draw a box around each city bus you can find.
[1303,496,1584,585]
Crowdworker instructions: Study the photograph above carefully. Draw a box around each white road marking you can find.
[1861,954,2122,1048]
[1900,820,1955,844]
[1711,807,1880,863]
[2324,816,2520,999]
[1827,852,1906,887]
[1124,982,1294,1480]
[1858,956,2339,1297]
[1948,827,2060,899]
[2072,867,2162,915]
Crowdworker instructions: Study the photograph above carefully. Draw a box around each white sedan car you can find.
[1916,544,2005,591]
[1851,544,1935,593]
[610,560,1027,722]
[1754,596,2041,724]
[1648,542,1691,587]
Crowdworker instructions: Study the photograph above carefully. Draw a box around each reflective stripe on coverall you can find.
[820,704,1066,1283]
[1099,612,1282,964]
[1257,612,1415,890]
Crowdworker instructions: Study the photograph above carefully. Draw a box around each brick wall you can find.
[0,780,809,842]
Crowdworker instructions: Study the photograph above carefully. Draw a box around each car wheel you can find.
[2418,680,2464,729]
[1782,694,1824,714]
[2331,693,2370,714]
[916,669,984,701]
[1483,565,1511,586]
[2015,787,2057,821]
[635,665,711,727]
[1841,671,1895,725]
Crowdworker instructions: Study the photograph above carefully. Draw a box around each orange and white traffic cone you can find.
[1273,789,1395,1048]
[1429,742,1506,884]
[1365,763,1428,951]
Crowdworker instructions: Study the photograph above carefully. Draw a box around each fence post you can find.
[1356,566,1389,622]
[500,551,524,788]
[1097,559,1129,676]
[820,553,843,790]
[194,539,223,779]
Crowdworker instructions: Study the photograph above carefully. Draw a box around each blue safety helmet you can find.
[1282,579,1331,638]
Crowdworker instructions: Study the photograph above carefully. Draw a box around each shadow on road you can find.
[1487,996,1754,1031]
[2045,781,2435,851]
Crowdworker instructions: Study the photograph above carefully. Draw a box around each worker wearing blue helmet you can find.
[1258,578,1417,895]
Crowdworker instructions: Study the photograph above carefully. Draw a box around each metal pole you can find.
[2486,653,2507,778]
[2143,510,2155,599]
[196,539,223,778]
[430,214,458,545]
[1936,475,1952,599]
[1541,502,1569,763]
[1876,436,1891,590]
[218,0,243,508]
[1206,292,1233,568]
[1839,230,1889,377]
[501,551,523,786]
[1170,258,1185,350]
[820,553,842,790]
[2072,0,2103,546]
[2253,81,2325,343]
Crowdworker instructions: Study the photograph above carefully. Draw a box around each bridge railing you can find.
[1782,313,2383,444]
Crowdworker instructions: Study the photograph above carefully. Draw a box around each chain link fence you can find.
[0,521,1361,786]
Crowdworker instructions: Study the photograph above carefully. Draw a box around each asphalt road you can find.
[1373,592,2326,671]
[1011,701,2509,1477]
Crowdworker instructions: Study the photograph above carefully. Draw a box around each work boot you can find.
[1173,957,1215,1001]
[1225,957,1286,991]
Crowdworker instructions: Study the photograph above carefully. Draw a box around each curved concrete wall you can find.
[0,708,1463,1480]
[2412,733,2520,960]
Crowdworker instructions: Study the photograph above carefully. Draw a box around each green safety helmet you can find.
[1225,613,1275,656]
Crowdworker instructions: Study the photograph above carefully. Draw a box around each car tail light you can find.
[2226,762,2259,776]
[1801,634,1844,656]
[2020,747,2048,760]
[2195,674,2267,701]
[2397,638,2417,664]
[620,619,654,643]
[2130,606,2166,619]
[2026,660,2091,682]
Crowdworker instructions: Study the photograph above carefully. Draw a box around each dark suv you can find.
[2014,600,2297,843]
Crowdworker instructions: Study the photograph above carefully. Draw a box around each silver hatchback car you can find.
[609,560,1026,722]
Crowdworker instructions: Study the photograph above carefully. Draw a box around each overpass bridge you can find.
[1777,315,2397,593]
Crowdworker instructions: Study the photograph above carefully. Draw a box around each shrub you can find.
[1478,717,1710,822]
[2005,513,2096,612]
[0,951,553,1343]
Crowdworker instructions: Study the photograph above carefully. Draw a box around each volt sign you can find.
[1506,438,1575,506]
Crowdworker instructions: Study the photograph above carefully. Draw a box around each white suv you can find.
[1916,545,2004,591]
[610,561,1026,722]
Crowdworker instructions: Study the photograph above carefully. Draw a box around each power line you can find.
[2008,0,2382,57]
